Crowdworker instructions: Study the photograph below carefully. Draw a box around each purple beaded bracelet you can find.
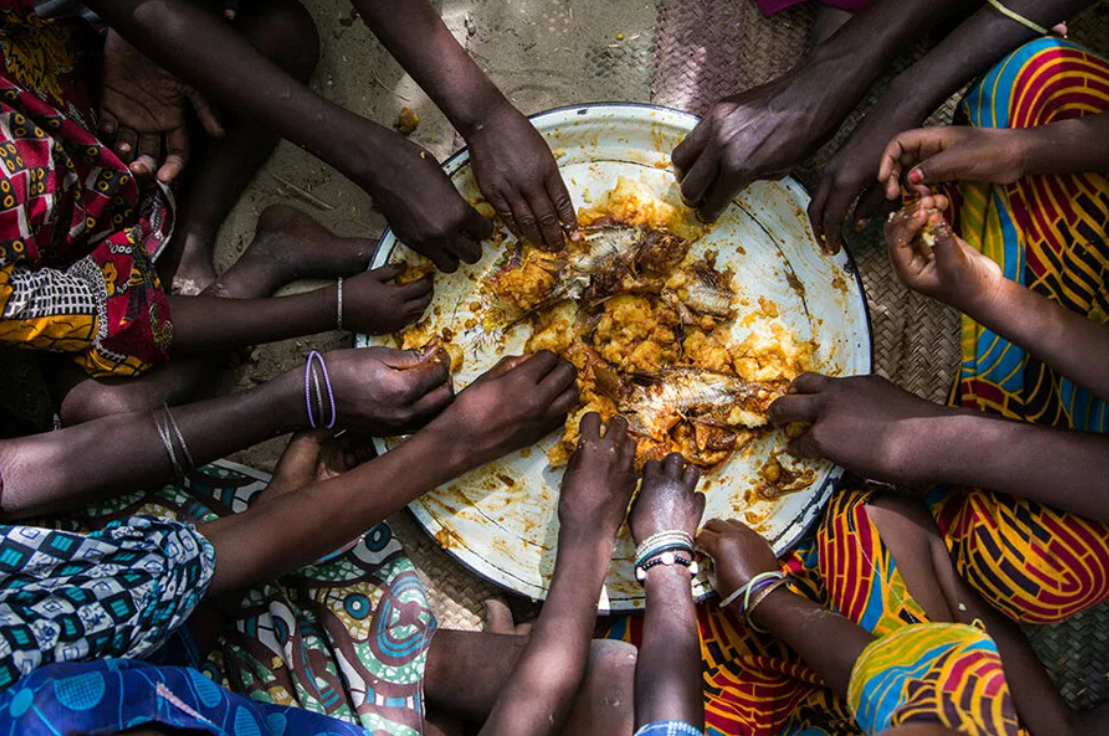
[304,350,337,429]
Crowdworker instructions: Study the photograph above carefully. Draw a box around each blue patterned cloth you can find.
[0,516,213,690]
[0,658,373,735]
[634,720,703,736]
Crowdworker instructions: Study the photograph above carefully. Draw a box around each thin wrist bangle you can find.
[985,0,1048,35]
[719,571,784,610]
[336,278,344,331]
[745,577,790,634]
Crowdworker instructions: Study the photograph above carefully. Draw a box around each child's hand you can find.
[325,346,454,435]
[629,453,704,546]
[768,373,955,486]
[878,126,1028,199]
[369,137,494,274]
[697,519,778,601]
[342,266,433,335]
[467,102,577,251]
[426,351,579,469]
[558,413,638,540]
[885,196,1003,315]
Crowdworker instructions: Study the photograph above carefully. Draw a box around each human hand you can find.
[341,266,433,335]
[99,29,224,183]
[467,102,577,250]
[264,429,376,500]
[768,373,956,486]
[369,136,494,273]
[885,196,1003,315]
[696,518,778,601]
[558,413,638,540]
[629,453,704,545]
[878,126,1029,200]
[425,351,579,469]
[673,69,836,223]
[809,95,925,254]
[323,346,454,435]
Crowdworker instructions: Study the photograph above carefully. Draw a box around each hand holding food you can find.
[558,413,638,539]
[342,266,434,335]
[878,126,1029,199]
[884,196,1004,315]
[368,136,494,273]
[696,518,779,601]
[768,373,956,486]
[467,102,578,250]
[425,351,579,469]
[629,453,705,545]
[323,346,454,435]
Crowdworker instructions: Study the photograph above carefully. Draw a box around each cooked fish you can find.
[600,366,787,441]
[682,262,734,317]
[494,223,691,312]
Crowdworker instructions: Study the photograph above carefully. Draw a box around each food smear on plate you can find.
[397,177,818,494]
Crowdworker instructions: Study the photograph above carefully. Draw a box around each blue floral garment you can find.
[0,516,213,689]
[634,722,704,736]
[0,658,373,735]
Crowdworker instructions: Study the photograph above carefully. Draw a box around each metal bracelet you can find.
[336,277,344,331]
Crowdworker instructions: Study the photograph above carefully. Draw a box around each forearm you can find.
[479,530,612,736]
[201,427,472,594]
[353,0,505,137]
[636,566,703,729]
[745,588,873,697]
[798,0,980,123]
[967,278,1109,404]
[0,372,302,518]
[925,412,1109,523]
[168,286,337,353]
[87,0,396,185]
[1019,113,1109,176]
[886,0,1094,123]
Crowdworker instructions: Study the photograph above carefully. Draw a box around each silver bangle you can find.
[336,277,344,331]
[162,404,195,476]
[153,409,183,480]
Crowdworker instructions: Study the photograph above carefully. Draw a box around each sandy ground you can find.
[216,0,659,469]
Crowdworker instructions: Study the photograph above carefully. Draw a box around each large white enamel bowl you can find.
[356,103,872,612]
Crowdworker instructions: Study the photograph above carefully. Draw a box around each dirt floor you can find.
[216,0,660,469]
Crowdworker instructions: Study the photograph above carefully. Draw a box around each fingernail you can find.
[855,219,868,232]
[118,143,131,153]
[908,169,924,184]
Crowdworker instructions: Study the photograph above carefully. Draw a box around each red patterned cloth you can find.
[0,0,173,377]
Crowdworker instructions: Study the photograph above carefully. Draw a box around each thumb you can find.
[909,146,976,187]
[369,264,403,282]
[382,344,449,371]
[924,211,964,275]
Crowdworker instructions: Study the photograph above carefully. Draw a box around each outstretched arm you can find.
[768,373,1109,525]
[201,351,578,595]
[0,347,452,519]
[353,0,577,250]
[628,455,706,730]
[673,0,980,223]
[697,519,873,697]
[884,197,1109,405]
[478,413,637,736]
[810,0,1096,251]
[86,0,492,272]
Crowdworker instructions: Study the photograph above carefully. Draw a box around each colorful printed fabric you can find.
[48,460,436,736]
[0,0,174,377]
[0,658,373,735]
[847,623,1021,736]
[635,721,705,736]
[0,516,212,691]
[928,37,1109,624]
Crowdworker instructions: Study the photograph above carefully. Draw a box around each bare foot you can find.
[170,232,220,295]
[247,204,377,283]
[259,429,375,504]
[483,598,533,636]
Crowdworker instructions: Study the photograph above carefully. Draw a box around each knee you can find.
[239,0,320,83]
[58,381,162,426]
